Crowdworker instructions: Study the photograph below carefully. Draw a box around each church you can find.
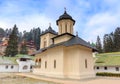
[33,10,96,79]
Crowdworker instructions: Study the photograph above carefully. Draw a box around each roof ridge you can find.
[63,36,96,50]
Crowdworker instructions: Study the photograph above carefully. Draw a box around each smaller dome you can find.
[56,10,75,25]
[41,25,58,36]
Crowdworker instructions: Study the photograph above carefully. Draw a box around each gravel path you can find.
[16,73,120,84]
[1,73,120,84]
[0,73,58,84]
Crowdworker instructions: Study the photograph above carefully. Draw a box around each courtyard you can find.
[0,73,120,84]
[0,73,60,84]
[16,73,120,84]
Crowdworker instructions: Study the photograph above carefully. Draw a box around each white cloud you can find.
[0,13,56,32]
[82,12,120,42]
[1,0,120,43]
[0,0,58,32]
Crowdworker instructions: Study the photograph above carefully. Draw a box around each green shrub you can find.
[96,72,120,77]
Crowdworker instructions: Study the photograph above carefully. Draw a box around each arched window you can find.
[6,65,8,69]
[60,24,62,34]
[70,24,72,33]
[39,59,41,62]
[11,65,14,69]
[104,67,107,70]
[45,61,47,69]
[116,67,119,71]
[39,58,41,68]
[54,60,56,69]
[61,24,62,34]
[65,23,67,33]
[43,38,47,48]
[96,67,99,69]
[35,59,38,65]
[35,59,38,63]
[30,66,32,69]
[44,41,47,47]
[85,59,87,68]
[23,65,28,70]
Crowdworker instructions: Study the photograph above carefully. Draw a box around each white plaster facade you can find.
[17,58,35,72]
[0,57,35,72]
[0,64,18,72]
[95,66,120,73]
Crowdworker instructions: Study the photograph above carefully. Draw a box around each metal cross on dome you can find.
[64,7,66,11]
[64,7,67,14]
[49,23,51,27]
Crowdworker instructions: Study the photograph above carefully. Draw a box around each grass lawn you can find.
[95,52,120,66]
[0,54,35,64]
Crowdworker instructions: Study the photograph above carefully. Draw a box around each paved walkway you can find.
[16,73,120,84]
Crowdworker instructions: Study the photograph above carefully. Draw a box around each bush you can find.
[96,72,120,77]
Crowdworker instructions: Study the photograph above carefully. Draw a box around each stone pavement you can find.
[16,73,120,84]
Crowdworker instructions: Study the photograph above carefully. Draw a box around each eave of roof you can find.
[41,31,58,36]
[56,18,75,25]
[63,36,96,49]
[41,26,58,36]
[34,35,96,55]
[52,33,75,39]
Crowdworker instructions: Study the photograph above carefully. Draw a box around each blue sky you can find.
[0,0,120,42]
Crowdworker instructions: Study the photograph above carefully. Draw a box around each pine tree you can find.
[91,42,96,48]
[35,27,41,50]
[114,27,120,51]
[0,28,5,36]
[20,40,28,54]
[22,27,41,50]
[96,36,102,53]
[108,33,114,52]
[5,25,18,57]
[103,34,113,52]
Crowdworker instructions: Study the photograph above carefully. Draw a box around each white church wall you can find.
[95,66,120,73]
[33,46,64,78]
[0,64,18,72]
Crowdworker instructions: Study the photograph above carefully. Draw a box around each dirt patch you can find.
[0,73,58,84]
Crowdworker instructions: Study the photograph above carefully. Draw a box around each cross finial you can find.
[49,23,51,27]
[64,7,67,14]
[76,31,78,36]
[64,7,66,12]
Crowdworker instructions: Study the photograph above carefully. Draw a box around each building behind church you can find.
[0,55,35,72]
[33,10,96,79]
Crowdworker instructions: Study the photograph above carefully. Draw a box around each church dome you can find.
[56,10,75,25]
[41,25,58,36]
[59,11,72,20]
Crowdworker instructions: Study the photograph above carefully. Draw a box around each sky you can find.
[0,0,120,42]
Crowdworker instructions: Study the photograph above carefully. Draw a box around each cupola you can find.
[56,8,75,35]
